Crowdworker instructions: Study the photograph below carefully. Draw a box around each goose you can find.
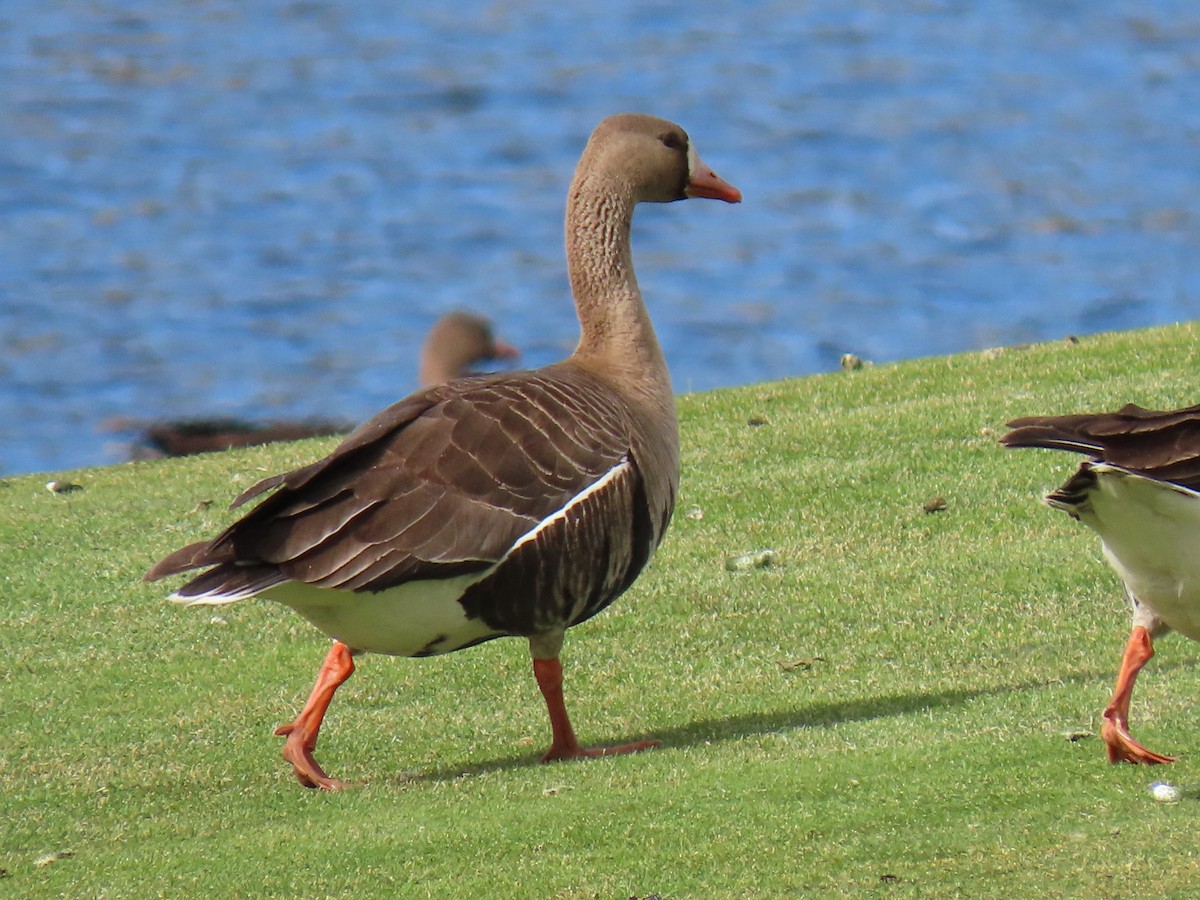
[128,417,348,460]
[125,310,518,459]
[418,309,519,387]
[1002,402,1200,764]
[144,114,742,789]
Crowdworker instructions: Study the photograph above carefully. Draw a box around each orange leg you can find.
[532,657,660,762]
[274,641,357,789]
[1100,626,1175,765]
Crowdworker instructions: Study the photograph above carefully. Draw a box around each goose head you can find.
[574,114,742,206]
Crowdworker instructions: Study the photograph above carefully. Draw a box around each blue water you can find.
[2,0,1199,475]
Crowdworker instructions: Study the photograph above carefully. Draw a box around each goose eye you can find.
[660,131,685,151]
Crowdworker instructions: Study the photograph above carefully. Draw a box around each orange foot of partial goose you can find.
[533,657,660,762]
[1100,626,1176,765]
[274,641,357,790]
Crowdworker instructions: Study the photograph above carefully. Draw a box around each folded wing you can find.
[146,367,638,600]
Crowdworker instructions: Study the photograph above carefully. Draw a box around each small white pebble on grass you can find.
[209,616,228,626]
[1150,781,1181,803]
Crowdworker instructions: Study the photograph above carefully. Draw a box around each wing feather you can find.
[1003,402,1200,490]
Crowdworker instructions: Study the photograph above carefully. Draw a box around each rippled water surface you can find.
[3,0,1200,474]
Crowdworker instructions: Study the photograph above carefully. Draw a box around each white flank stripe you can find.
[502,459,630,560]
[169,589,251,606]
[168,564,288,606]
[169,580,278,606]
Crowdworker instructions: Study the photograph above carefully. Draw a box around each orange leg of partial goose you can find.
[1100,626,1175,765]
[274,641,357,789]
[532,657,660,762]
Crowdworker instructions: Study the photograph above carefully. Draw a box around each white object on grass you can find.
[1150,781,1181,803]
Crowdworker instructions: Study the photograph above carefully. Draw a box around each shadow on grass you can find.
[406,660,1197,784]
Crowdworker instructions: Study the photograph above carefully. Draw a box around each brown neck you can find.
[564,169,672,404]
[420,343,477,386]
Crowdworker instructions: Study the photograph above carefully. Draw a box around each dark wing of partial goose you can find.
[145,366,638,598]
[1002,402,1200,490]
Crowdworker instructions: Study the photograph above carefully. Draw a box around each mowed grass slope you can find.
[4,323,1200,897]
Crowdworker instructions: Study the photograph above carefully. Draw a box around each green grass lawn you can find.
[5,323,1200,897]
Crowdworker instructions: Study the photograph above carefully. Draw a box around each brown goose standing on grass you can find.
[145,114,741,789]
[1003,402,1200,764]
[125,310,519,459]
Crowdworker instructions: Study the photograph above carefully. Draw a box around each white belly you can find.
[1084,465,1200,640]
[265,573,503,656]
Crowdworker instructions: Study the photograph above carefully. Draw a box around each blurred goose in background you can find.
[127,417,347,459]
[123,310,518,459]
[145,113,741,789]
[418,309,519,387]
[1003,402,1200,764]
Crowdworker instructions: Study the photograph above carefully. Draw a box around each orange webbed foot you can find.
[1101,713,1176,765]
[274,720,352,790]
[540,738,661,763]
